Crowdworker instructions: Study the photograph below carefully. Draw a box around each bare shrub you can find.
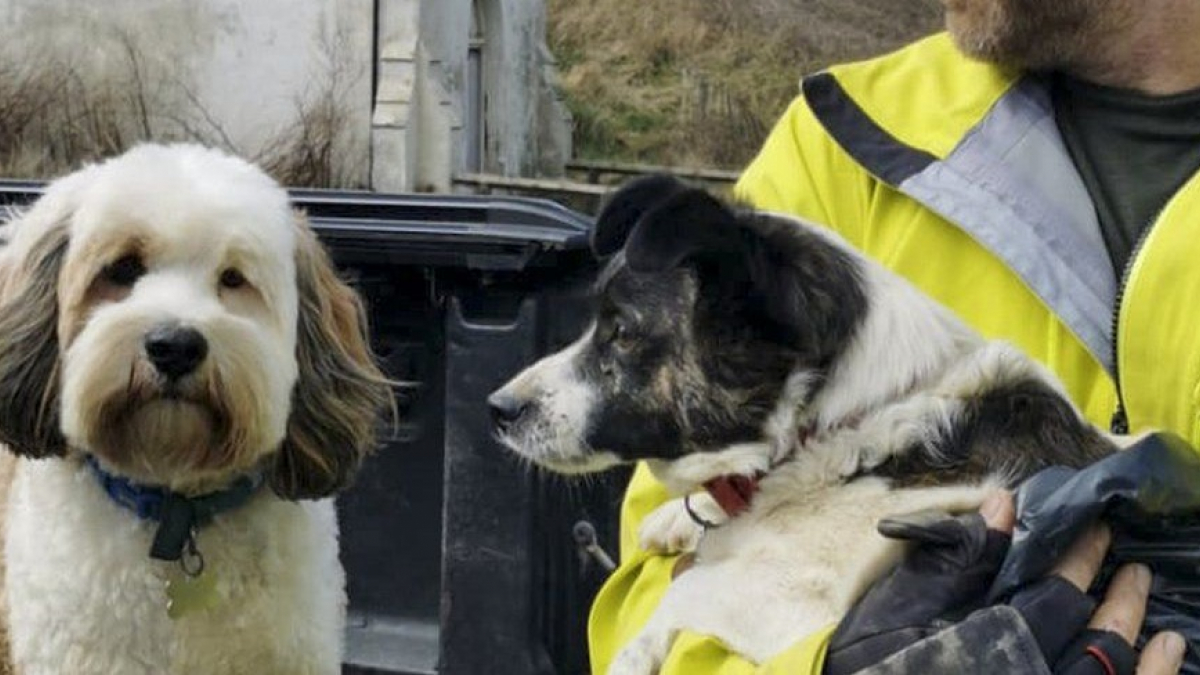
[0,37,358,188]
[257,90,354,189]
[0,57,147,178]
[255,32,362,190]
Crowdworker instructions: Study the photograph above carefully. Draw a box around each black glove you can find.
[1006,575,1141,674]
[824,509,1144,675]
[823,508,1010,675]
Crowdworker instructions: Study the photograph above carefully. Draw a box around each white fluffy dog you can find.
[0,144,391,675]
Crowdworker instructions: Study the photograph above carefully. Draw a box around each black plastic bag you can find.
[988,431,1200,673]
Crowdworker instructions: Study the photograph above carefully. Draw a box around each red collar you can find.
[701,422,823,519]
[702,473,764,518]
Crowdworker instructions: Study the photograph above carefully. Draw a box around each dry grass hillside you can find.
[546,0,943,168]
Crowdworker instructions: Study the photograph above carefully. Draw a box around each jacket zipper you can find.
[1109,221,1156,434]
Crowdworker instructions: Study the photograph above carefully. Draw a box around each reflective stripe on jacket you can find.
[589,32,1200,674]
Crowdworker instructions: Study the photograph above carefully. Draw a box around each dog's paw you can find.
[609,626,679,675]
[639,494,725,554]
[609,646,660,675]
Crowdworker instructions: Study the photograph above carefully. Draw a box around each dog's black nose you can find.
[144,325,208,380]
[488,391,529,431]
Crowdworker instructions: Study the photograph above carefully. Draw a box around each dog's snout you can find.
[144,325,208,379]
[488,390,530,431]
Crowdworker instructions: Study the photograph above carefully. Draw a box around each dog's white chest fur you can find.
[4,459,345,675]
[613,476,989,674]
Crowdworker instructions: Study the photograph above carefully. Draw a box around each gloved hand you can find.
[823,492,1015,674]
[823,492,1187,675]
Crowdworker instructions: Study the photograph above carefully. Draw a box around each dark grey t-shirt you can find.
[1052,75,1200,275]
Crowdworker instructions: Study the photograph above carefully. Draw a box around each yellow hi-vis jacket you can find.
[588,32,1200,674]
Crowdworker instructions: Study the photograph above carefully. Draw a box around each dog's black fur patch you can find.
[579,176,869,459]
[591,174,691,259]
[872,378,1114,487]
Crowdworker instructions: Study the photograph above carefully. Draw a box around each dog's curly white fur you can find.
[0,144,392,675]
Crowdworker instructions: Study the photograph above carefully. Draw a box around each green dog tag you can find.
[166,567,220,620]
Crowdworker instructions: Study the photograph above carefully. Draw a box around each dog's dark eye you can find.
[612,320,635,349]
[219,268,247,289]
[102,254,146,287]
[613,322,628,342]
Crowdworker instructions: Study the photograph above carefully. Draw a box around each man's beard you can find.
[943,0,1132,71]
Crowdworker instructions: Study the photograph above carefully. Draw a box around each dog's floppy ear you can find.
[625,187,864,354]
[271,213,394,500]
[590,174,691,259]
[622,187,743,273]
[0,218,70,457]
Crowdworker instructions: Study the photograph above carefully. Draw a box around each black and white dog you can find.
[488,176,1117,674]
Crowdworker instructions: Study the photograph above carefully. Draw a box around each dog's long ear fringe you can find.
[0,222,69,457]
[591,174,691,259]
[272,214,395,500]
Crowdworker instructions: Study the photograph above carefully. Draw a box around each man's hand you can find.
[822,491,1016,674]
[823,492,1187,675]
[1045,525,1186,675]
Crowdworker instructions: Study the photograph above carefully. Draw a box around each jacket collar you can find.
[806,69,1116,374]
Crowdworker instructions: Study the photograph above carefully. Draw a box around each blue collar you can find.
[85,455,266,563]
